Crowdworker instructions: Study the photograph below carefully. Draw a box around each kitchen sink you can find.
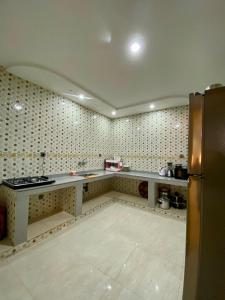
[81,173,98,178]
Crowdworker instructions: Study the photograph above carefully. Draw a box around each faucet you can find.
[78,158,88,168]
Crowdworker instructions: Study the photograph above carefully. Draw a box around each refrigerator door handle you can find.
[188,94,204,175]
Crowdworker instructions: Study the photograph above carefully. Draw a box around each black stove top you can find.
[2,176,55,190]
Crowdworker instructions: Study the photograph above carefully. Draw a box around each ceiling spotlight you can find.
[111,111,116,116]
[14,102,23,111]
[149,104,155,109]
[64,93,92,100]
[130,42,141,54]
[150,104,155,109]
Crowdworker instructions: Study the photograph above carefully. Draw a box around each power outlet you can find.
[40,152,46,157]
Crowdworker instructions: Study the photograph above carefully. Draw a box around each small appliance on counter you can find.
[174,164,189,180]
[104,159,123,172]
[166,162,174,177]
[2,176,56,190]
[159,162,174,177]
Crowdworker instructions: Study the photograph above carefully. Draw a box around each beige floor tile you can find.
[27,211,74,240]
[82,195,112,214]
[0,239,13,255]
[0,261,33,300]
[4,202,185,300]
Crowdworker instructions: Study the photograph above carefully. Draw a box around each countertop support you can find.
[1,170,188,246]
[14,193,29,246]
[75,182,83,217]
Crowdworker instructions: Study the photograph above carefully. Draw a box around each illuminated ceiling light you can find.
[111,111,116,116]
[149,104,155,109]
[64,93,92,100]
[130,42,141,54]
[14,102,23,111]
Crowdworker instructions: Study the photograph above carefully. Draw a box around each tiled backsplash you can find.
[0,68,189,179]
[0,68,111,179]
[112,106,189,171]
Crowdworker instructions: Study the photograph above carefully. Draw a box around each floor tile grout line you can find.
[1,193,185,261]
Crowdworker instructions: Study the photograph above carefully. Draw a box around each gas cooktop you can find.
[2,176,55,190]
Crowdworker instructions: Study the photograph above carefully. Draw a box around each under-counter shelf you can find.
[27,211,74,240]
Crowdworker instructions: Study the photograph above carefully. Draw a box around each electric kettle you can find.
[159,167,167,176]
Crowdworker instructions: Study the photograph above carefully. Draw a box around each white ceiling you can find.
[1,0,225,118]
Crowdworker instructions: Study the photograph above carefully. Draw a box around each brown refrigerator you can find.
[183,86,225,300]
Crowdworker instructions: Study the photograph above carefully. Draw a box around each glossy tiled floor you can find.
[0,201,186,300]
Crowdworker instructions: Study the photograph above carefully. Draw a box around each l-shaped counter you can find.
[1,170,188,245]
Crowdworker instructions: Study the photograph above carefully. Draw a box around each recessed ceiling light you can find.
[130,42,141,54]
[14,102,23,111]
[111,111,116,116]
[149,104,155,109]
[64,93,92,100]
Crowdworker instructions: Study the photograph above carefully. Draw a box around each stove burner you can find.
[2,176,55,190]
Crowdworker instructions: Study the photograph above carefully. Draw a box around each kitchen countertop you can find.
[1,170,188,193]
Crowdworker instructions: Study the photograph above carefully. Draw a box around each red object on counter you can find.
[0,206,7,240]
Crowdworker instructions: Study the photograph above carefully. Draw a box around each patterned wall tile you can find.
[28,186,76,223]
[0,68,189,180]
[84,178,113,201]
[112,177,143,197]
[0,186,16,241]
[0,68,112,179]
[111,107,189,172]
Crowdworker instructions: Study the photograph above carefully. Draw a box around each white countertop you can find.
[2,170,188,194]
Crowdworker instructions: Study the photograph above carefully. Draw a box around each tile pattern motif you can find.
[113,177,144,197]
[0,68,188,179]
[112,106,189,172]
[29,186,76,223]
[0,186,16,242]
[0,68,111,180]
[84,178,113,201]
